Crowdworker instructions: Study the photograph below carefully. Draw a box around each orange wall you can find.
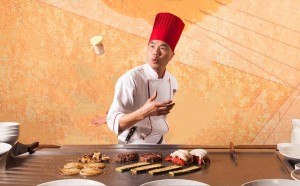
[1,0,300,145]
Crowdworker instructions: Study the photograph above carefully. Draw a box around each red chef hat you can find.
[149,12,185,51]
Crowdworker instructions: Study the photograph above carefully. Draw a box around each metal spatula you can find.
[5,141,39,169]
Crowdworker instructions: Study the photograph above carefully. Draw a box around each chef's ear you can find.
[171,52,175,58]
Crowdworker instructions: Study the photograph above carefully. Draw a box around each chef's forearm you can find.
[119,109,145,132]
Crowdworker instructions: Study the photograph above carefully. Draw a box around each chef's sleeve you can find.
[106,74,135,135]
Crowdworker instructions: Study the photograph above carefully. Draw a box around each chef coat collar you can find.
[144,63,167,79]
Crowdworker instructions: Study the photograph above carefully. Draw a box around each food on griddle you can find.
[169,165,201,176]
[79,155,91,163]
[78,151,110,163]
[148,165,182,175]
[165,149,193,166]
[115,162,150,172]
[165,149,210,166]
[140,152,162,163]
[190,149,210,165]
[59,151,108,176]
[63,162,84,169]
[59,167,81,176]
[130,164,164,174]
[115,152,139,162]
[79,167,103,176]
[83,162,106,169]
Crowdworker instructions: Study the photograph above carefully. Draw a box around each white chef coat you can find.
[107,63,178,144]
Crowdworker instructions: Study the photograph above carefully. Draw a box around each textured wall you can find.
[0,0,299,145]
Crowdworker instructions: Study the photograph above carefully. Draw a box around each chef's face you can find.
[147,40,174,74]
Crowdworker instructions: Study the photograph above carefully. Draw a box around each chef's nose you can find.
[153,47,161,56]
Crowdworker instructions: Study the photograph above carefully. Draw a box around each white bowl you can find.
[0,132,19,137]
[0,129,19,133]
[0,134,18,139]
[0,137,18,145]
[0,127,19,131]
[0,134,18,145]
[0,122,20,129]
[0,128,19,132]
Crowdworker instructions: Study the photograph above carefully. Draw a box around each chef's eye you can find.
[160,46,167,51]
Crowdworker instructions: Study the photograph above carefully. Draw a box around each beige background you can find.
[1,0,300,145]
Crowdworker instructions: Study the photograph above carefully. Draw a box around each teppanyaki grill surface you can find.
[0,145,289,186]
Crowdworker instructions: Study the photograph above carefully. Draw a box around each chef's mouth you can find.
[152,58,158,63]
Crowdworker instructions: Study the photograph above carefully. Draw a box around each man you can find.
[106,12,185,144]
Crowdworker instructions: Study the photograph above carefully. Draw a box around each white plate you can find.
[242,179,300,186]
[291,169,300,180]
[277,143,293,151]
[0,142,12,155]
[140,179,209,186]
[279,144,300,160]
[37,179,106,186]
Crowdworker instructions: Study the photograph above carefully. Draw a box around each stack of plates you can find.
[279,144,300,181]
[279,144,300,162]
[0,122,19,145]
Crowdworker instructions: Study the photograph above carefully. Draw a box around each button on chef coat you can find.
[107,63,178,144]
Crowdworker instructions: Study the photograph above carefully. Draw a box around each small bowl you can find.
[0,131,19,135]
[0,134,19,144]
[0,122,20,130]
[0,128,19,132]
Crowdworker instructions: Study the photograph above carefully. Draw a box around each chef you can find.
[106,12,185,144]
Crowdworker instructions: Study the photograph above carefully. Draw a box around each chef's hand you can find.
[91,114,107,126]
[118,92,175,131]
[140,91,175,117]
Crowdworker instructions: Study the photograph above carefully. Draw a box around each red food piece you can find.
[165,156,187,166]
[165,156,172,161]
[192,155,210,165]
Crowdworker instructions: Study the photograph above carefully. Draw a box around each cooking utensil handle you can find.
[125,127,137,144]
[28,141,39,154]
